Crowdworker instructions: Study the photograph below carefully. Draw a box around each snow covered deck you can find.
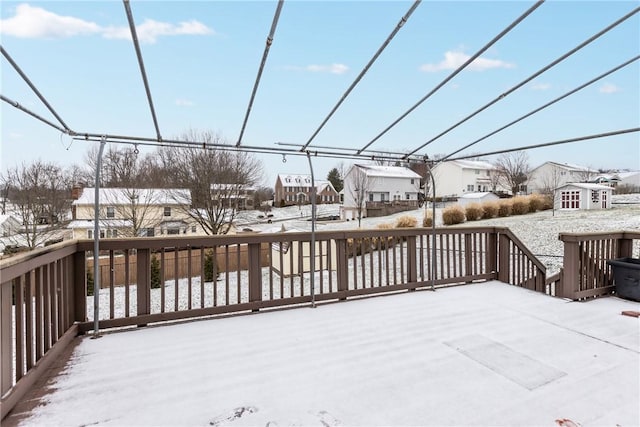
[10,281,640,426]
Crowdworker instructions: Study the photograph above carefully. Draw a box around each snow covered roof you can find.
[448,159,496,170]
[536,161,596,172]
[67,219,133,229]
[354,164,422,178]
[556,182,613,191]
[210,183,257,192]
[73,188,191,206]
[277,174,314,186]
[457,192,498,200]
[0,214,20,226]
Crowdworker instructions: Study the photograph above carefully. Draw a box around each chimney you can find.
[71,183,84,200]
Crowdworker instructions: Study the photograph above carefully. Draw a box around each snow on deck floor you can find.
[19,282,640,427]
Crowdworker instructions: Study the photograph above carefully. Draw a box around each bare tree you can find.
[494,151,531,195]
[98,188,165,237]
[84,144,147,187]
[158,130,263,235]
[348,166,371,228]
[1,161,72,249]
[576,165,596,183]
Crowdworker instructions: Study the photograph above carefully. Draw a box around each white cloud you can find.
[175,98,194,107]
[531,83,551,91]
[420,51,515,72]
[0,4,213,44]
[285,64,349,75]
[599,83,620,94]
[0,4,101,38]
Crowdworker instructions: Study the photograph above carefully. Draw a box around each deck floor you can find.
[7,281,640,426]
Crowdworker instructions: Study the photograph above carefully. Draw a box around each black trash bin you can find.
[607,257,640,302]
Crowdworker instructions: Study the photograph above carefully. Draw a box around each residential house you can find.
[341,164,421,220]
[275,174,339,206]
[210,183,256,210]
[617,171,640,191]
[0,215,21,237]
[456,192,500,207]
[554,183,612,211]
[431,160,503,198]
[69,188,201,239]
[528,161,597,195]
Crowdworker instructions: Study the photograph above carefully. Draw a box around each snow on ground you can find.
[18,282,640,427]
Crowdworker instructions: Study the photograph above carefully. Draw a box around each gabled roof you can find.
[533,161,596,173]
[445,159,496,170]
[0,214,20,227]
[73,188,191,206]
[556,183,612,191]
[277,174,314,186]
[354,164,422,179]
[316,180,337,193]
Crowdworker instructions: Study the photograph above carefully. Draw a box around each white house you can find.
[341,164,421,220]
[431,160,503,198]
[456,192,499,207]
[528,161,597,194]
[554,183,612,211]
[618,171,640,190]
[70,187,201,239]
[0,214,21,237]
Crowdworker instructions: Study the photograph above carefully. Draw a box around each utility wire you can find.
[299,0,422,152]
[123,0,162,141]
[1,45,72,133]
[1,94,68,133]
[237,0,285,147]
[446,128,639,161]
[357,0,545,155]
[404,6,640,158]
[442,54,640,161]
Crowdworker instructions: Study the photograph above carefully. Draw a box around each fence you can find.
[1,225,547,419]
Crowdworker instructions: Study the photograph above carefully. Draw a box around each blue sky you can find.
[1,1,639,186]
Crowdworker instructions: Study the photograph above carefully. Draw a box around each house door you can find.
[601,191,607,209]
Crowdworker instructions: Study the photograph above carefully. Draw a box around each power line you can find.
[442,54,640,161]
[1,45,72,133]
[237,0,285,147]
[123,0,162,141]
[356,0,545,155]
[446,128,640,161]
[404,6,640,158]
[299,0,422,152]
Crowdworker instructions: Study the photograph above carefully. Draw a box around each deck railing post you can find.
[248,242,263,307]
[136,249,151,317]
[464,233,473,280]
[0,281,13,396]
[486,231,497,277]
[497,233,510,283]
[617,234,633,258]
[559,236,580,299]
[336,238,348,299]
[407,235,417,287]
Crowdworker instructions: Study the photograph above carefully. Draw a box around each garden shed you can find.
[456,192,499,207]
[554,183,613,210]
[266,226,337,277]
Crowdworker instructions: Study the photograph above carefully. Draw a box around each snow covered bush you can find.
[465,203,482,221]
[481,201,499,219]
[423,211,433,227]
[442,205,465,225]
[528,194,544,212]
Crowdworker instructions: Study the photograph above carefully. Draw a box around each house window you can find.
[561,190,581,209]
[381,193,386,202]
[369,193,374,202]
[139,228,155,237]
[410,179,414,184]
[106,206,115,218]
[192,225,196,233]
[591,190,600,203]
[167,228,180,235]
[466,185,474,192]
[164,207,171,217]
[87,230,93,239]
[475,170,480,175]
[406,194,410,200]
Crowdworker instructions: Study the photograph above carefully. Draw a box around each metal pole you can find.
[306,152,317,308]
[93,137,106,337]
[425,162,437,291]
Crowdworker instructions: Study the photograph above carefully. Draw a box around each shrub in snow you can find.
[541,195,553,210]
[376,223,393,230]
[528,194,544,212]
[395,215,418,228]
[442,205,465,225]
[481,201,499,219]
[497,200,512,217]
[151,255,161,289]
[465,203,482,221]
[511,196,529,215]
[204,250,218,282]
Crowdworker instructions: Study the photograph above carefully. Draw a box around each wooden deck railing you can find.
[1,226,546,419]
[556,231,640,300]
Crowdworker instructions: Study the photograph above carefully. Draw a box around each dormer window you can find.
[106,206,115,218]
[164,207,171,217]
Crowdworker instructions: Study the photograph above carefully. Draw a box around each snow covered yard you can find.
[12,282,640,426]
